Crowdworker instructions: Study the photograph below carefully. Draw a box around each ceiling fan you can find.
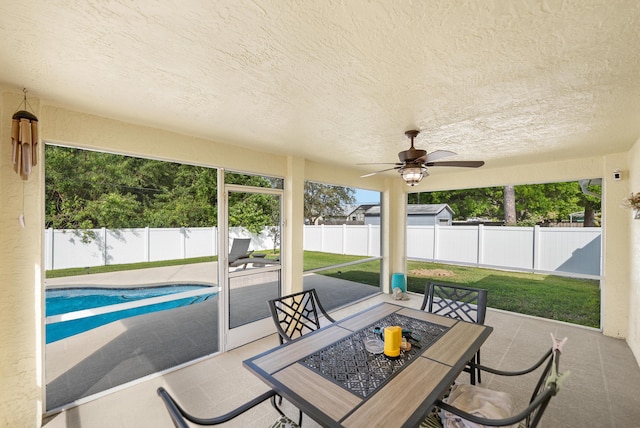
[360,130,485,186]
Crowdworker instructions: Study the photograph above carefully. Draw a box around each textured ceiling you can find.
[1,1,640,176]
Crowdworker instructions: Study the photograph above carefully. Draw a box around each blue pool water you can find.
[46,285,215,343]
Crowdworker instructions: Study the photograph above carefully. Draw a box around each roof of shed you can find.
[365,204,454,216]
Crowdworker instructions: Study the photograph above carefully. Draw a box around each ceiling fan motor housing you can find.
[398,148,426,163]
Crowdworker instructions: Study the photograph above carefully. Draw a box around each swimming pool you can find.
[46,285,216,343]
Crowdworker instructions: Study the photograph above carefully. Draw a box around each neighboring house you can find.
[345,204,378,224]
[361,204,455,226]
[319,204,360,225]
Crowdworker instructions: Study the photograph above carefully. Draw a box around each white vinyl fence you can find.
[303,224,601,278]
[303,224,381,257]
[45,224,602,278]
[405,225,601,277]
[44,227,277,270]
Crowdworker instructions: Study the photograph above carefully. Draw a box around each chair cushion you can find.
[268,414,300,428]
[420,408,443,428]
[421,409,526,428]
[423,383,518,428]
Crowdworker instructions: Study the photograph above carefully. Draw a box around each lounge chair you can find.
[229,255,280,269]
[228,239,280,269]
[228,238,252,265]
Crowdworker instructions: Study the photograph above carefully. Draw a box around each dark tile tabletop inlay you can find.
[300,312,449,398]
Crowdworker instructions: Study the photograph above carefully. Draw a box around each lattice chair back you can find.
[421,282,488,384]
[421,282,488,324]
[268,289,336,344]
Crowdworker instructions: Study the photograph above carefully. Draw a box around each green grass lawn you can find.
[307,252,600,328]
[406,261,600,328]
[46,251,600,328]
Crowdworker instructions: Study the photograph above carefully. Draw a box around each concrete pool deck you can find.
[44,263,379,410]
[45,262,219,288]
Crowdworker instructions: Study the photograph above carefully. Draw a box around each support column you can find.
[382,178,407,293]
[602,152,630,337]
[285,156,305,294]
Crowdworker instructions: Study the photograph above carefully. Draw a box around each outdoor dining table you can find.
[243,302,493,428]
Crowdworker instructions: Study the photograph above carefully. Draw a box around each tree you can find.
[45,145,153,228]
[304,182,355,225]
[144,164,218,227]
[408,188,503,220]
[45,146,280,231]
[513,182,583,225]
[503,185,516,225]
[409,180,601,226]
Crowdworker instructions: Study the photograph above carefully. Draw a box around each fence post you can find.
[533,225,540,272]
[433,224,439,260]
[144,226,150,263]
[477,224,484,267]
[367,224,372,256]
[102,227,108,266]
[180,227,186,259]
[342,224,347,255]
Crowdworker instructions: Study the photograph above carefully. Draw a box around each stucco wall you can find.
[601,153,631,338]
[627,138,640,366]
[1,92,44,426]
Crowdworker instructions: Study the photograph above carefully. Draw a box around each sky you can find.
[354,188,380,205]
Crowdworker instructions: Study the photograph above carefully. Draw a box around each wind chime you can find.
[11,88,39,180]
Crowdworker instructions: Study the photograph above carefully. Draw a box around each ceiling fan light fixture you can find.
[400,165,425,186]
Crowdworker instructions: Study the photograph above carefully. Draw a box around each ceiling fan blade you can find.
[425,150,456,162]
[360,166,400,178]
[426,160,485,168]
[357,162,403,166]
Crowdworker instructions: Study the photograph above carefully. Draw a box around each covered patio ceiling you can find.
[1,1,639,177]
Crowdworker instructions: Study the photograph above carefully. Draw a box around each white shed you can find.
[363,204,455,226]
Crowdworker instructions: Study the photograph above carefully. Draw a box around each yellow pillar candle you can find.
[383,326,402,358]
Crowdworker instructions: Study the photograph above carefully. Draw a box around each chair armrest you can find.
[157,388,191,428]
[157,387,278,426]
[474,348,552,377]
[320,311,336,324]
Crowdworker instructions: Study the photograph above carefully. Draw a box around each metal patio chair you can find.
[157,387,300,428]
[268,288,336,344]
[421,282,488,384]
[421,335,569,428]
